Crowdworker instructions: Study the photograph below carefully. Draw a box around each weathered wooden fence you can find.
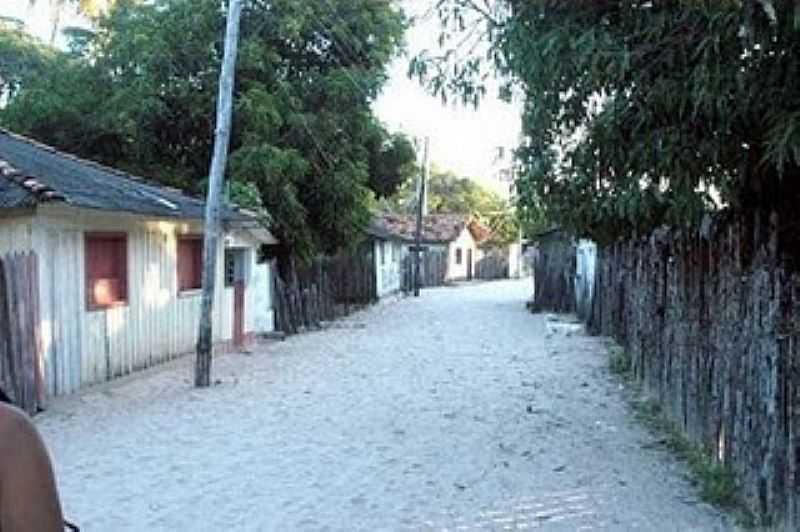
[587,216,800,529]
[272,245,377,335]
[0,252,45,414]
[529,230,576,313]
[475,248,510,280]
[401,247,449,293]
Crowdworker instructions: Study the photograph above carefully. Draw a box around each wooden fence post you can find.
[6,254,22,408]
[0,255,9,402]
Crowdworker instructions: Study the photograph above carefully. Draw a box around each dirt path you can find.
[38,279,733,531]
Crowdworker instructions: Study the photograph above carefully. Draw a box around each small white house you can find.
[370,214,489,285]
[0,129,277,396]
[444,218,483,281]
[366,218,404,297]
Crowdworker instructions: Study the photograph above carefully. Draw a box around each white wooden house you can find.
[369,214,489,285]
[0,129,277,396]
[366,219,405,297]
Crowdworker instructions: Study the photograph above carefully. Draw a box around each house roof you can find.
[0,128,250,222]
[368,213,490,244]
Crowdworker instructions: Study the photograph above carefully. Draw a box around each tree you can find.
[413,1,800,252]
[0,26,59,100]
[367,130,417,199]
[0,0,412,261]
[390,166,520,245]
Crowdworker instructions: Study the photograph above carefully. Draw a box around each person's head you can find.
[0,386,70,531]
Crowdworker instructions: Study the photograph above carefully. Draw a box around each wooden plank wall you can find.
[587,215,800,529]
[0,252,45,414]
[33,215,233,395]
[375,240,403,297]
[475,248,510,281]
[529,232,577,313]
[400,247,448,293]
[272,245,378,335]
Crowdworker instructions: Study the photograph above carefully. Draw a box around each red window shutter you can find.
[177,237,203,291]
[194,240,203,288]
[86,234,127,309]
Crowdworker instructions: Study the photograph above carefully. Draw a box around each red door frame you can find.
[226,248,246,348]
[233,279,245,347]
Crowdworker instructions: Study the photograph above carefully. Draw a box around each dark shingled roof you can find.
[0,128,249,221]
[368,214,490,244]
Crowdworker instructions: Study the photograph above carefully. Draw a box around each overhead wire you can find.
[242,0,407,176]
[293,0,392,167]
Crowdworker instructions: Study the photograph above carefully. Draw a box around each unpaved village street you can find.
[38,280,733,531]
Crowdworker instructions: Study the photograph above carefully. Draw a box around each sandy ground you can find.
[37,279,735,531]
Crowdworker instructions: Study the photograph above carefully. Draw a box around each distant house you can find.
[369,214,490,286]
[366,218,405,298]
[0,129,277,396]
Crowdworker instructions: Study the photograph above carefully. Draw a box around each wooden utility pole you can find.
[195,0,243,388]
[413,137,430,297]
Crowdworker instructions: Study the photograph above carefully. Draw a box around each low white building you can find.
[366,218,405,297]
[369,214,489,287]
[0,129,277,396]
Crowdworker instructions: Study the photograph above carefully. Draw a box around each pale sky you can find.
[2,1,84,46]
[3,0,521,195]
[373,1,521,196]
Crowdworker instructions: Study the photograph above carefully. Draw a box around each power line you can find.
[309,0,376,102]
[272,79,339,174]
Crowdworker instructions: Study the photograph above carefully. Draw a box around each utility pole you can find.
[413,136,430,297]
[195,0,242,388]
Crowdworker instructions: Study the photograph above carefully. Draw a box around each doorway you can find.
[225,249,247,347]
[466,249,474,281]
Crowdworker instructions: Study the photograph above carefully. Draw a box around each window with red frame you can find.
[85,234,128,310]
[177,236,203,292]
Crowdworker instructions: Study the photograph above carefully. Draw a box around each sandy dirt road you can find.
[38,279,733,531]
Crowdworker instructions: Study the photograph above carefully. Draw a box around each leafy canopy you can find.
[0,0,415,260]
[389,166,520,246]
[414,1,800,246]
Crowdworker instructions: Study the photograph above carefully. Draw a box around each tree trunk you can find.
[195,0,242,388]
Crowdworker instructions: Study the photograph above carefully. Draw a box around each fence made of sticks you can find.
[401,247,448,293]
[531,215,800,529]
[272,245,377,335]
[0,252,45,414]
[529,230,576,313]
[475,248,510,280]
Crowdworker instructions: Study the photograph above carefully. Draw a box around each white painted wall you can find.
[374,239,402,298]
[508,242,526,279]
[224,230,274,335]
[0,213,33,253]
[446,227,480,281]
[575,239,597,320]
[0,204,274,396]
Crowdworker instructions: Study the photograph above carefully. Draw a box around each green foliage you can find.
[632,399,753,526]
[608,347,632,379]
[0,27,60,100]
[389,166,520,245]
[0,0,411,261]
[415,1,800,245]
[228,180,270,225]
[367,131,417,199]
[426,168,504,215]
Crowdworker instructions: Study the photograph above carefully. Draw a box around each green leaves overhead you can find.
[0,0,415,260]
[418,1,800,245]
[389,167,520,246]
